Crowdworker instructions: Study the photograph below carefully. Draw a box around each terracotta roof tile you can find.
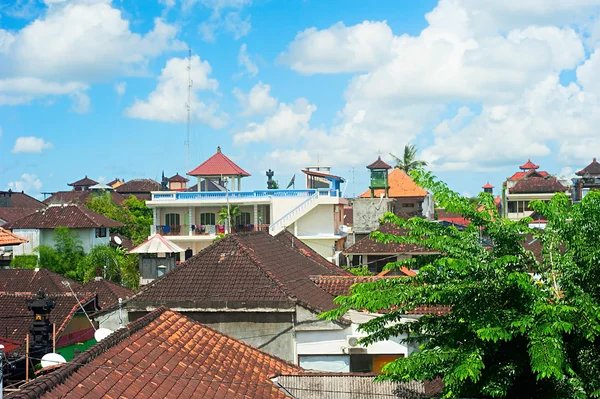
[43,190,126,206]
[0,208,38,225]
[167,173,189,183]
[344,223,434,255]
[68,176,98,187]
[509,175,567,194]
[436,209,471,227]
[188,146,251,177]
[0,227,28,246]
[359,169,427,198]
[8,308,300,398]
[576,158,600,176]
[0,268,83,294]
[519,159,539,170]
[508,170,548,181]
[82,278,134,310]
[366,156,392,170]
[115,179,161,194]
[0,190,46,209]
[482,182,494,189]
[130,232,347,314]
[3,204,124,229]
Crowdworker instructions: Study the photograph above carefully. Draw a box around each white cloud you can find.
[0,77,89,106]
[12,137,54,154]
[223,12,251,39]
[192,0,252,41]
[125,55,227,128]
[7,173,43,194]
[234,98,316,145]
[233,82,277,116]
[159,0,176,6]
[236,43,258,78]
[69,91,90,113]
[279,21,395,74]
[114,81,127,96]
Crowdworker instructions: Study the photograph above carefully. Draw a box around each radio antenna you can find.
[186,48,193,173]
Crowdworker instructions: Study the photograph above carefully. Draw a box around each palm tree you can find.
[218,205,241,227]
[390,144,427,173]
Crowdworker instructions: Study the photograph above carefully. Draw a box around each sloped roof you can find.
[359,169,427,198]
[188,146,251,177]
[274,230,353,275]
[130,232,347,314]
[115,179,161,194]
[509,175,567,194]
[0,208,37,225]
[187,178,227,192]
[366,156,392,170]
[0,190,46,209]
[0,292,97,356]
[8,308,300,399]
[3,204,124,229]
[508,170,549,181]
[0,268,83,293]
[68,176,98,187]
[482,182,494,189]
[436,209,471,227]
[168,173,189,183]
[0,227,28,246]
[130,234,185,254]
[43,190,126,206]
[576,158,600,176]
[519,159,539,170]
[302,169,345,181]
[82,278,134,310]
[344,223,434,255]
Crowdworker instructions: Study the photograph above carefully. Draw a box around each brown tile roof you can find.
[344,223,434,255]
[43,190,126,206]
[274,230,353,275]
[115,179,161,194]
[0,208,38,225]
[0,292,97,356]
[366,156,392,170]
[509,175,567,194]
[130,232,347,314]
[8,307,300,399]
[82,278,134,310]
[0,190,46,209]
[68,176,98,187]
[3,204,124,229]
[359,169,427,198]
[188,146,251,177]
[576,158,600,176]
[168,173,189,183]
[0,227,28,246]
[0,268,83,294]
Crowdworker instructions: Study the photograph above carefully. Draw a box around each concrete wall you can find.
[298,238,336,259]
[270,197,306,222]
[350,198,393,234]
[11,229,40,256]
[296,205,334,236]
[95,308,128,331]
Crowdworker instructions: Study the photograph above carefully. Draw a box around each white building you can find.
[4,203,123,255]
[146,147,348,262]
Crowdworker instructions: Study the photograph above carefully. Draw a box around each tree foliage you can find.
[323,169,600,398]
[390,144,428,173]
[218,205,241,225]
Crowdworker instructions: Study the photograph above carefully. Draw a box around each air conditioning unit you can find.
[346,336,362,348]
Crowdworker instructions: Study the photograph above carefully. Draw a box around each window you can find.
[200,213,216,225]
[401,203,414,208]
[235,212,251,226]
[95,228,107,238]
[165,213,180,226]
[350,354,403,373]
[508,201,517,213]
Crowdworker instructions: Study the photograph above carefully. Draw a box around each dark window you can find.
[165,213,180,226]
[350,355,372,372]
[95,228,107,238]
[508,201,517,213]
[235,212,251,226]
[200,213,216,225]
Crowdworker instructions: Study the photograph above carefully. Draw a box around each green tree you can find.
[390,144,427,173]
[343,265,375,276]
[323,169,600,398]
[218,205,241,226]
[77,245,140,289]
[36,227,85,279]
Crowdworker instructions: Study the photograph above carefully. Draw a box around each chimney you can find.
[28,290,56,356]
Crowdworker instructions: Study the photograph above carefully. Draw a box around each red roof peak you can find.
[576,157,600,176]
[366,156,392,170]
[482,182,494,189]
[188,147,251,177]
[519,159,539,170]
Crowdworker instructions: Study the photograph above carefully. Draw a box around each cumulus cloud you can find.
[236,43,258,77]
[125,55,227,128]
[233,82,277,116]
[194,0,252,41]
[114,82,127,96]
[7,173,43,194]
[12,137,54,154]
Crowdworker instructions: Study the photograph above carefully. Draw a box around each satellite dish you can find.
[40,353,66,368]
[94,328,114,342]
[339,225,349,233]
[113,236,122,245]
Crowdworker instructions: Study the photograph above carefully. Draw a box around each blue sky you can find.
[2,0,600,199]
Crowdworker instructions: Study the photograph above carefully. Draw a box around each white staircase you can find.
[269,191,321,235]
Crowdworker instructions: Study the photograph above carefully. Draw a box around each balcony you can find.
[154,224,271,237]
[150,189,340,203]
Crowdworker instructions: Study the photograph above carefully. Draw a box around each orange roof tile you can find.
[188,146,250,177]
[0,227,28,246]
[359,168,427,198]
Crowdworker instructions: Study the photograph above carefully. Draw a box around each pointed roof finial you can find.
[217,146,221,153]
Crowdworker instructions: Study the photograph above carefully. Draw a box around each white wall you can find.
[295,205,334,236]
[11,229,39,256]
[41,228,109,253]
[270,197,306,222]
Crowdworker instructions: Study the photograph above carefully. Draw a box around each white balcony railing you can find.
[150,189,340,202]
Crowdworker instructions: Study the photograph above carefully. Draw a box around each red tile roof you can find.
[482,182,494,189]
[576,158,600,176]
[68,176,98,187]
[508,170,548,181]
[436,209,471,226]
[130,232,348,314]
[0,227,28,246]
[519,159,539,170]
[0,190,46,209]
[509,175,567,194]
[9,308,301,399]
[0,268,83,294]
[167,173,189,183]
[82,278,134,310]
[3,204,124,229]
[188,146,251,177]
[344,223,434,255]
[0,292,97,356]
[43,190,126,206]
[0,337,22,355]
[359,169,427,199]
[0,208,39,225]
[366,156,392,170]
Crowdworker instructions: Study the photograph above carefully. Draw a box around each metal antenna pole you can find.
[62,281,96,331]
[186,48,192,174]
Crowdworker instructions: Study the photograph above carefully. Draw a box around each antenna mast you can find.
[186,48,192,173]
